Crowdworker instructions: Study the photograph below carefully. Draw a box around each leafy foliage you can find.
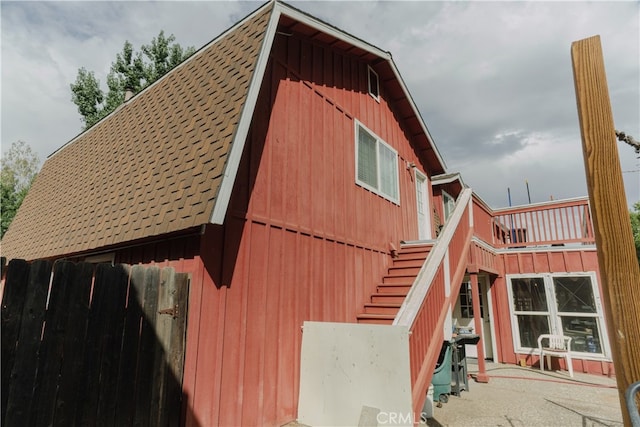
[70,31,195,129]
[1,141,40,238]
[630,201,640,263]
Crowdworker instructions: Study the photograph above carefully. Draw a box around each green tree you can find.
[1,141,40,238]
[70,31,195,129]
[142,31,195,82]
[630,201,640,263]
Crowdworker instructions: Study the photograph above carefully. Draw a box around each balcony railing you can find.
[492,197,595,248]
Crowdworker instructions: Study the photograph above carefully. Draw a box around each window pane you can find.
[511,277,547,312]
[378,143,398,200]
[516,314,550,348]
[458,282,484,319]
[416,178,424,214]
[368,67,379,98]
[443,193,455,219]
[554,276,596,313]
[560,316,602,353]
[357,127,377,188]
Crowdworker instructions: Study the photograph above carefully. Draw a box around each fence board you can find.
[153,267,175,426]
[31,261,81,426]
[165,272,190,426]
[1,256,6,276]
[4,260,53,426]
[95,264,130,427]
[53,262,94,426]
[114,264,146,426]
[134,266,161,425]
[1,259,31,422]
[76,263,110,426]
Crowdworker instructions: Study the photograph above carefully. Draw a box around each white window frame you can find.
[355,120,400,205]
[506,272,610,359]
[442,190,456,220]
[367,65,380,101]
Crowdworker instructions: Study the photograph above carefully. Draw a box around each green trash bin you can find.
[431,341,452,403]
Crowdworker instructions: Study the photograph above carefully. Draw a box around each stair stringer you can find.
[392,187,474,416]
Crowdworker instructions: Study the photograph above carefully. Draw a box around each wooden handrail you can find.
[393,187,473,328]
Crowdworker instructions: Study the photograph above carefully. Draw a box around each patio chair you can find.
[537,334,573,378]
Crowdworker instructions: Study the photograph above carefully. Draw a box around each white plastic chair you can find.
[537,334,573,378]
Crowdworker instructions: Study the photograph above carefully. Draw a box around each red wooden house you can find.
[1,1,612,425]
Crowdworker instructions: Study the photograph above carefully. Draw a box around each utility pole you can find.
[571,35,640,426]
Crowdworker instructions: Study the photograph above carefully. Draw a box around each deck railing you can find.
[394,188,473,416]
[491,197,595,248]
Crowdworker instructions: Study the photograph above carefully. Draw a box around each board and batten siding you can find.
[205,34,437,425]
[234,31,432,250]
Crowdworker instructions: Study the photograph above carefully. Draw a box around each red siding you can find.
[253,34,430,250]
[472,199,495,244]
[197,34,440,426]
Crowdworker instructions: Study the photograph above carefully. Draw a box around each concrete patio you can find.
[425,359,624,427]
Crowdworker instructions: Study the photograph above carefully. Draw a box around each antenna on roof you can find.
[526,180,531,204]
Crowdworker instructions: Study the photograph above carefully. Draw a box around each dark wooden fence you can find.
[1,259,189,427]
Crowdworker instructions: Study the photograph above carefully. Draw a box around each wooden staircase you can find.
[356,243,433,325]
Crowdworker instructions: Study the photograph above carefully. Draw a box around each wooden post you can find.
[469,270,489,383]
[572,35,640,426]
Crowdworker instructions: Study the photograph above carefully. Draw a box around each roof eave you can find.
[209,2,281,224]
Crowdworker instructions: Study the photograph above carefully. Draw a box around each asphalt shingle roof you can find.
[1,4,272,261]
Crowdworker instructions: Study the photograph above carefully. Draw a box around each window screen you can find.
[355,123,399,204]
[357,127,378,189]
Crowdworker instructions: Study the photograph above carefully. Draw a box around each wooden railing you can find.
[394,188,473,416]
[491,197,595,248]
[469,238,499,275]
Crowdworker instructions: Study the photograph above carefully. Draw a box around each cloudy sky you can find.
[2,1,639,208]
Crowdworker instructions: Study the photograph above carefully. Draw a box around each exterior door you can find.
[454,278,494,359]
[415,170,431,240]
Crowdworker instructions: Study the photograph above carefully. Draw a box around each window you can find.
[459,281,484,319]
[443,191,456,220]
[368,66,379,100]
[507,273,607,356]
[355,122,399,204]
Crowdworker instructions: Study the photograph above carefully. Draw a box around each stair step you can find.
[363,303,402,315]
[387,266,422,276]
[377,283,412,294]
[383,275,416,285]
[371,293,407,304]
[356,313,395,325]
[398,243,433,254]
[392,258,426,268]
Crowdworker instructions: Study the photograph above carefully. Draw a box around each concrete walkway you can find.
[425,360,623,427]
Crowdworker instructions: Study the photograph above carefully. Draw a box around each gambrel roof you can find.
[1,0,446,261]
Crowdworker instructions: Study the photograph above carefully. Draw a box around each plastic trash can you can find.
[431,341,452,403]
[421,384,435,420]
